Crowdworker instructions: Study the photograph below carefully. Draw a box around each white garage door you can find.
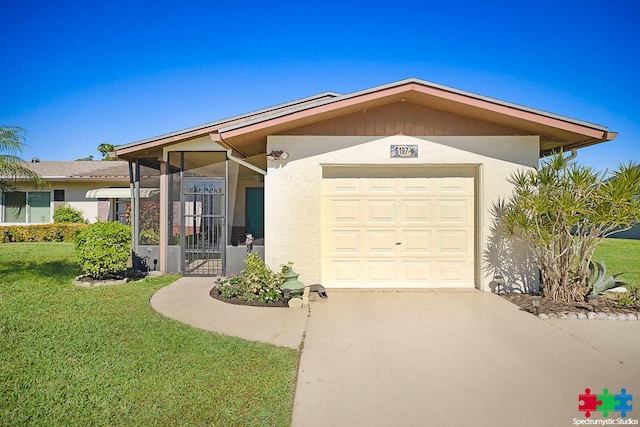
[321,167,475,288]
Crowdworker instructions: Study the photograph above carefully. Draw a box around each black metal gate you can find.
[182,179,225,276]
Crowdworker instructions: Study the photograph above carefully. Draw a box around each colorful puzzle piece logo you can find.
[579,388,633,418]
[616,388,633,418]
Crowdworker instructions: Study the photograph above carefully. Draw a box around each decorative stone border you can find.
[538,312,638,321]
[73,275,128,287]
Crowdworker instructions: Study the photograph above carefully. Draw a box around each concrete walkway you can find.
[150,277,307,349]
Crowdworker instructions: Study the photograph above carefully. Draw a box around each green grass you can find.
[0,243,298,426]
[593,238,640,287]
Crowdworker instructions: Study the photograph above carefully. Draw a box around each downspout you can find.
[564,149,578,161]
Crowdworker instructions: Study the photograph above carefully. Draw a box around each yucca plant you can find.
[502,152,640,303]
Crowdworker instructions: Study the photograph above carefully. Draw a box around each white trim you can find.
[85,188,159,199]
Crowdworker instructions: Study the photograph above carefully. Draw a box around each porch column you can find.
[159,159,168,273]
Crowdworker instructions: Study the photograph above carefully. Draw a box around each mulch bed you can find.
[209,286,288,308]
[500,293,640,316]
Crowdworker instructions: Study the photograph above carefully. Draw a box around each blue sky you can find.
[1,0,639,172]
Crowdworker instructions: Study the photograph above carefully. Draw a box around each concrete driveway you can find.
[292,290,640,427]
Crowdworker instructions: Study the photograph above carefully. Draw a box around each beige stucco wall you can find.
[2,180,126,224]
[265,134,539,291]
[60,182,125,223]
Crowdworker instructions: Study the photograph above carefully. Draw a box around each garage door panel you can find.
[324,260,362,283]
[325,199,361,224]
[436,177,473,194]
[323,178,361,194]
[436,260,474,285]
[399,177,432,194]
[399,200,431,224]
[365,231,396,254]
[366,200,396,224]
[400,230,431,255]
[364,178,396,193]
[436,230,473,255]
[324,230,361,255]
[436,199,473,224]
[322,171,475,288]
[366,261,396,282]
[400,260,432,282]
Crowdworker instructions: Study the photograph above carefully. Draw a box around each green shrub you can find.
[218,253,290,304]
[218,274,244,298]
[0,224,88,243]
[75,222,131,279]
[617,283,640,308]
[617,295,634,308]
[53,204,86,223]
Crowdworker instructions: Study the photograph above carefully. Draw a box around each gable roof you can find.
[115,78,616,159]
[115,91,339,158]
[22,161,130,181]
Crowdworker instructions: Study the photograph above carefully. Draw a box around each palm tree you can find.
[0,126,44,191]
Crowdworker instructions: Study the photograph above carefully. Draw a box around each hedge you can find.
[0,224,89,243]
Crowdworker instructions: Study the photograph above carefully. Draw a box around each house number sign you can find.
[390,144,418,158]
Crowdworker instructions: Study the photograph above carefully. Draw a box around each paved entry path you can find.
[292,290,640,427]
[150,277,307,349]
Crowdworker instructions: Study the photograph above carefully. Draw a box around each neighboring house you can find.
[114,78,617,290]
[0,161,131,225]
[610,225,640,239]
[608,167,640,240]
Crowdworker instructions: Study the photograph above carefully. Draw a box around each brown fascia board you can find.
[219,79,610,144]
[539,132,618,157]
[114,91,340,157]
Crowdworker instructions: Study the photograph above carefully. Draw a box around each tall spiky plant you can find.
[502,152,640,303]
[0,126,44,191]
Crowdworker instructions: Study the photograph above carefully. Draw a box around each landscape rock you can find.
[587,312,597,320]
[565,313,578,320]
[288,298,303,309]
[73,275,128,287]
[538,313,549,320]
[604,287,628,293]
[577,313,588,320]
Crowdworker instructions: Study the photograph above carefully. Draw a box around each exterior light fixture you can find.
[266,150,289,161]
[588,294,600,311]
[531,295,542,315]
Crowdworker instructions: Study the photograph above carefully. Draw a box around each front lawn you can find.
[593,237,640,287]
[0,243,298,426]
